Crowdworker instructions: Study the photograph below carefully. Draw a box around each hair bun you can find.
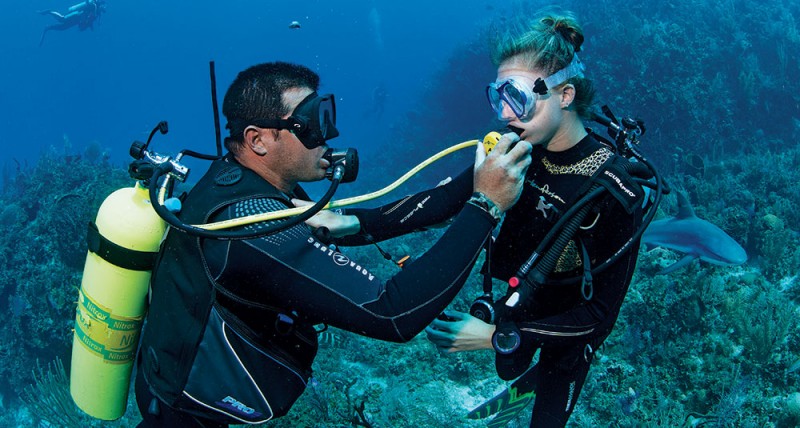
[551,18,584,52]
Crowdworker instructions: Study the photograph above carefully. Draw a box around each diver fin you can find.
[657,254,696,275]
[468,388,510,420]
[467,367,536,422]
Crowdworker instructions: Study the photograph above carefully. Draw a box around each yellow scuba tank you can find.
[70,181,166,420]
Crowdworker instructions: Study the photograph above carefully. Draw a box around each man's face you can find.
[273,88,330,183]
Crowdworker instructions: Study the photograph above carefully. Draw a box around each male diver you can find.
[134,61,531,426]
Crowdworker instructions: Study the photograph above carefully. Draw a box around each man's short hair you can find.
[222,62,320,153]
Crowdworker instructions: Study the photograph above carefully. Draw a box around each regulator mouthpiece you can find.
[482,132,502,154]
[324,148,359,183]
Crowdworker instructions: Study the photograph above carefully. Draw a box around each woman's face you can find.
[495,60,565,148]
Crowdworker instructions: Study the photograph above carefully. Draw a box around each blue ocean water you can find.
[1,0,800,427]
[2,0,499,167]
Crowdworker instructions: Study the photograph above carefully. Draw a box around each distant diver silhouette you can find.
[38,0,107,46]
[364,83,388,120]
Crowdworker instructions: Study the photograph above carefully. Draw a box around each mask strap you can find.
[242,92,320,133]
[532,54,586,95]
[248,118,306,134]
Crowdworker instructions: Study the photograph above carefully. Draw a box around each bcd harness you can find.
[477,103,671,362]
[139,154,316,424]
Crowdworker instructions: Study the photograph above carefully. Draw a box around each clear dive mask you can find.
[486,54,585,122]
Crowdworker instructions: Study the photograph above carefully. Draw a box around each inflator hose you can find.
[508,157,665,306]
[509,183,605,308]
[559,160,662,282]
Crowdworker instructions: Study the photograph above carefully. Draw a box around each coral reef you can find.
[0,142,134,427]
[3,0,799,426]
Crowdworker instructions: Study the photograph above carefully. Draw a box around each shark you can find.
[642,192,748,274]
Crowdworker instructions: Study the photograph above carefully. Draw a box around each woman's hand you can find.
[292,199,361,238]
[425,310,496,353]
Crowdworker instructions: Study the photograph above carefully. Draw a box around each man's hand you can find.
[473,132,532,213]
[425,310,496,353]
[292,199,361,238]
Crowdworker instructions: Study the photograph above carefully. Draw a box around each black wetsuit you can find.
[135,155,497,427]
[347,135,644,427]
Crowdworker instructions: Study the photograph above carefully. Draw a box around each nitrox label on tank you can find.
[74,289,143,363]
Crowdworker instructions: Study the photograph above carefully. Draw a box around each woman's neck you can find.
[546,117,587,152]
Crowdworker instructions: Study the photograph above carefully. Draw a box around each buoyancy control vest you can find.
[139,154,315,424]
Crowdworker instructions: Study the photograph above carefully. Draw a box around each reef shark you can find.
[642,192,747,274]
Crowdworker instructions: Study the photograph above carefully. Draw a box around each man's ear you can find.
[244,126,268,155]
[560,84,576,109]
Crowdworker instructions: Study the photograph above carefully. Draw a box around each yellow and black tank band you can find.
[86,222,158,271]
[75,288,143,363]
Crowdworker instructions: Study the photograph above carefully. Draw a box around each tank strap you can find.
[87,222,159,271]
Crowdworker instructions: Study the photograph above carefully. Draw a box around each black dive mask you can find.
[249,92,340,149]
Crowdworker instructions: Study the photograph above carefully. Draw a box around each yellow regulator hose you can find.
[198,138,484,231]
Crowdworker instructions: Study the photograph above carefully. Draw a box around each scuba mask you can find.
[248,92,340,149]
[486,54,585,122]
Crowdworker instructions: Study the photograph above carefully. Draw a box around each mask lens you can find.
[487,84,504,115]
[487,79,535,120]
[318,96,336,139]
[502,82,527,117]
